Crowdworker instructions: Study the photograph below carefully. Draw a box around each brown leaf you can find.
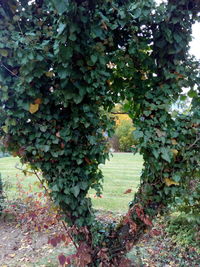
[101,21,108,30]
[84,157,92,164]
[156,129,166,137]
[123,189,132,194]
[34,98,42,104]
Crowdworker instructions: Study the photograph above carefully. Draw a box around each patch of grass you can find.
[0,153,143,212]
[0,157,40,199]
[91,153,143,212]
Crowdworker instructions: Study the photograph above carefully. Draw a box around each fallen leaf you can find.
[8,253,16,258]
[150,229,161,236]
[58,254,66,265]
[124,189,132,194]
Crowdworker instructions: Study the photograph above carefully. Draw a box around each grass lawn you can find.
[0,153,143,212]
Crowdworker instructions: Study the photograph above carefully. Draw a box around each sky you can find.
[190,23,200,60]
[156,0,200,60]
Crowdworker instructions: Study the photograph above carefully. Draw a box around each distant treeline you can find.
[0,152,10,158]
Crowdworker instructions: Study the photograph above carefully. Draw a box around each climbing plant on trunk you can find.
[0,0,199,265]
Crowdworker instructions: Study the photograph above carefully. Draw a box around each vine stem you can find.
[0,62,18,77]
[187,136,200,150]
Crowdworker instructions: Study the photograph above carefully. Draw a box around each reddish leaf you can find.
[119,258,132,267]
[84,157,92,164]
[49,238,57,247]
[56,131,60,138]
[150,229,161,236]
[58,254,66,265]
[143,216,153,226]
[34,98,42,104]
[123,189,132,194]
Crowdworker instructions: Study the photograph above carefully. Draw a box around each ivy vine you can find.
[0,0,199,265]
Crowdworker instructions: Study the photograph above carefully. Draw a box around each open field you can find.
[0,153,143,212]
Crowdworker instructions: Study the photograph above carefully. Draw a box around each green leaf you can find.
[69,34,76,41]
[152,149,159,159]
[188,90,198,98]
[50,0,69,15]
[2,125,8,133]
[52,184,59,192]
[180,95,187,101]
[42,145,50,152]
[58,23,66,35]
[160,147,171,163]
[73,94,83,104]
[71,185,80,198]
[91,54,98,64]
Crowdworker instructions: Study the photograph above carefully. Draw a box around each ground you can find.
[0,210,199,267]
[0,211,72,267]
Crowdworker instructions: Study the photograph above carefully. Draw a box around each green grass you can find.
[91,153,143,212]
[0,153,143,212]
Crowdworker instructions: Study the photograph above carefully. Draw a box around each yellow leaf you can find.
[8,253,16,258]
[165,178,179,187]
[2,125,8,133]
[0,49,8,57]
[171,139,178,145]
[29,103,39,114]
[45,71,54,78]
[171,149,178,156]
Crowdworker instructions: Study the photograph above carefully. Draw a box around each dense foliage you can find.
[0,0,199,265]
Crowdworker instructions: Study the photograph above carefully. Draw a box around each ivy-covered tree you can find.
[0,0,199,265]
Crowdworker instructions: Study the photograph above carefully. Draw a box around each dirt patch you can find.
[0,213,71,267]
[0,211,199,267]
